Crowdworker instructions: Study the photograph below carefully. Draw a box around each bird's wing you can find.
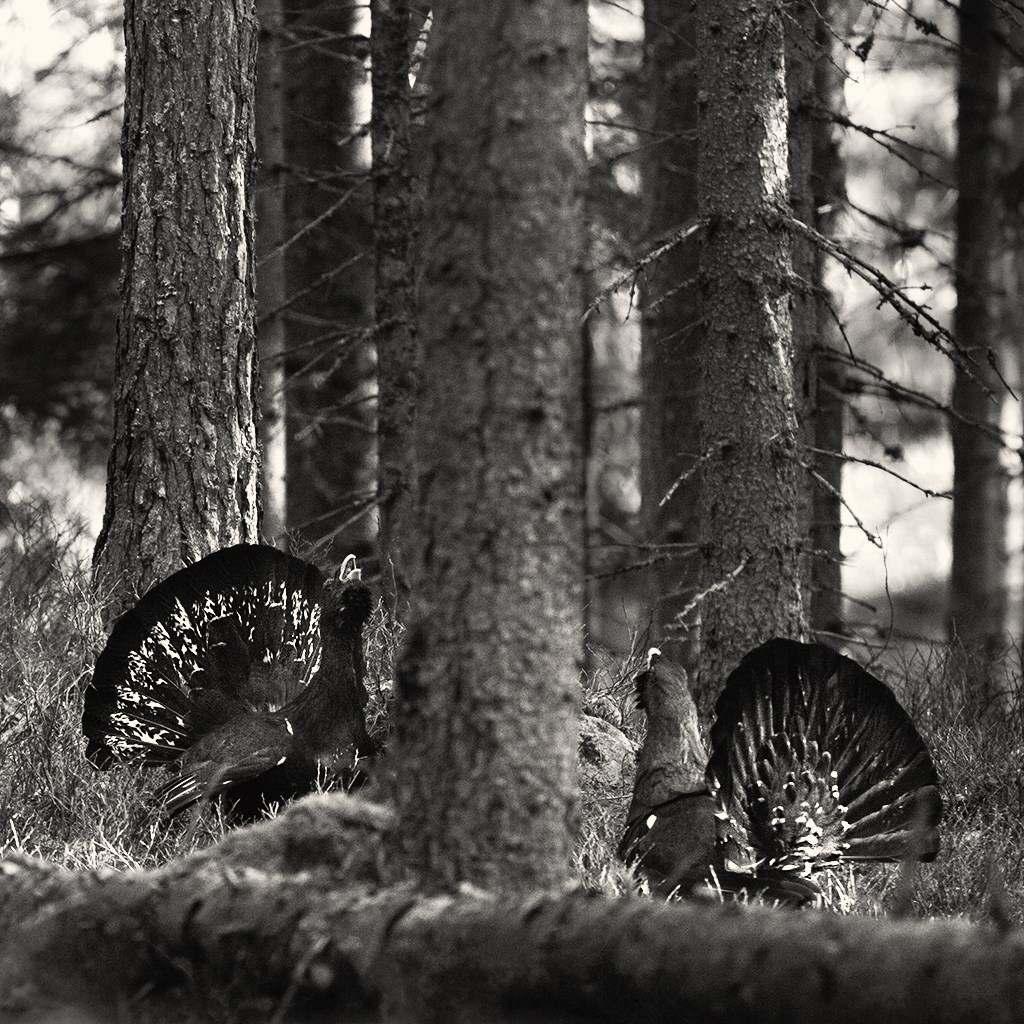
[153,714,295,817]
[619,790,717,898]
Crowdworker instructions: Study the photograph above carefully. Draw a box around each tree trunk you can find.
[639,1,701,669]
[389,0,588,895]
[92,0,260,623]
[256,0,289,546]
[950,0,1007,695]
[2,796,1024,1024]
[808,1,847,639]
[283,0,376,559]
[785,2,818,629]
[372,0,418,613]
[694,1,807,697]
[1003,18,1024,658]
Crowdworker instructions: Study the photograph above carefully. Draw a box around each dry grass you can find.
[1,515,1023,928]
[576,635,1024,923]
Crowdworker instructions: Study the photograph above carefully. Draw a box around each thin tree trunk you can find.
[694,1,807,697]
[93,0,260,622]
[786,2,818,627]
[283,0,376,558]
[2,799,1024,1023]
[1003,20,1024,658]
[582,268,596,670]
[256,0,289,546]
[950,0,1007,694]
[640,1,701,669]
[390,0,588,895]
[809,0,847,639]
[372,0,418,613]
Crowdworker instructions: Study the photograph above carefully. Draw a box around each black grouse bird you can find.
[619,638,942,907]
[82,543,375,817]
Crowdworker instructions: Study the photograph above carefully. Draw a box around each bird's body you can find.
[620,638,942,907]
[83,544,374,816]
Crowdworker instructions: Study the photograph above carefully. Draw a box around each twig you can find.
[664,556,751,634]
[797,458,882,549]
[805,444,952,500]
[781,212,1007,396]
[583,219,703,319]
[822,346,1020,446]
[256,182,365,267]
[659,443,728,508]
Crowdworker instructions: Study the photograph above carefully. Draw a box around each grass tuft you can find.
[1,508,1023,925]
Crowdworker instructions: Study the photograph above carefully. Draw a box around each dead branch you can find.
[796,455,883,549]
[583,218,703,318]
[805,444,952,500]
[664,556,750,634]
[780,212,1006,393]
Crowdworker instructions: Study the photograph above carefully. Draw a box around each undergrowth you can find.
[1,510,1023,927]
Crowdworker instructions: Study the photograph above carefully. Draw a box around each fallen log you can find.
[0,793,1022,1023]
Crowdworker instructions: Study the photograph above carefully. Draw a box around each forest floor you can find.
[2,522,1024,926]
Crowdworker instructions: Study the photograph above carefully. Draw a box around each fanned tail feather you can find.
[706,638,942,883]
[83,544,324,768]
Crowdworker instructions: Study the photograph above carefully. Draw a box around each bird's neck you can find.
[286,630,369,756]
[631,687,708,813]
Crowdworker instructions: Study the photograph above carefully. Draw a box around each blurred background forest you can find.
[0,0,1013,656]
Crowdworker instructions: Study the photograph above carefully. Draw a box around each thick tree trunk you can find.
[372,0,418,613]
[93,0,260,622]
[809,1,847,639]
[256,0,289,545]
[283,0,376,558]
[694,1,807,698]
[389,0,588,895]
[2,795,1024,1024]
[640,2,701,669]
[950,0,1007,692]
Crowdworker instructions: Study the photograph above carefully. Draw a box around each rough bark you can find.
[808,1,847,639]
[2,797,1024,1023]
[93,0,261,623]
[950,0,1008,688]
[283,0,376,558]
[256,0,289,545]
[639,1,701,668]
[694,2,807,697]
[390,0,588,895]
[372,0,418,613]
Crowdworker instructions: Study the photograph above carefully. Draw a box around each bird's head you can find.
[635,647,691,716]
[320,554,372,640]
[632,646,707,794]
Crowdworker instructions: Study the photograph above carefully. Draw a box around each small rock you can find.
[578,714,635,795]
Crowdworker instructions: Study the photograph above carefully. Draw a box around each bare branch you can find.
[795,455,883,549]
[805,444,952,501]
[664,556,751,634]
[782,212,1008,396]
[583,218,703,319]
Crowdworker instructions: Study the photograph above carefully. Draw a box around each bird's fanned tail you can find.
[706,638,942,885]
[82,544,324,768]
